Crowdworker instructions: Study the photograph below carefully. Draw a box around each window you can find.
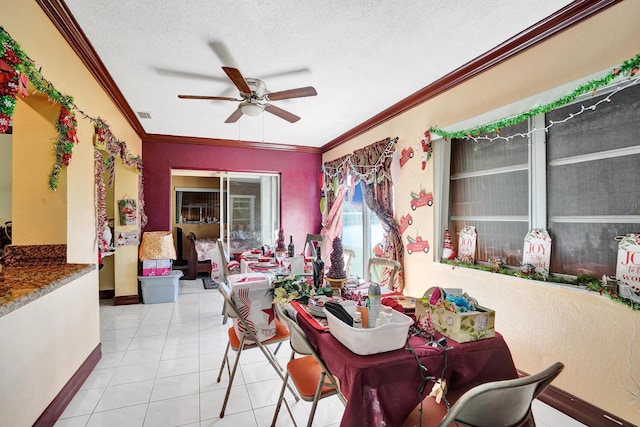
[342,183,386,278]
[449,81,640,278]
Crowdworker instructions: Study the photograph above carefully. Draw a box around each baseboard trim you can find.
[33,343,102,427]
[518,369,635,427]
[98,289,114,300]
[113,295,140,305]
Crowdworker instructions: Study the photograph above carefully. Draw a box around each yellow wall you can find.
[3,0,142,276]
[323,2,640,422]
[0,133,11,224]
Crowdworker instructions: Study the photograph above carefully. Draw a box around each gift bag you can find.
[228,273,275,343]
[208,244,224,283]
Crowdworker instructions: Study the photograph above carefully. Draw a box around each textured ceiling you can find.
[63,0,573,148]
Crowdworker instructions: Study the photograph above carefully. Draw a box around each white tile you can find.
[80,368,116,390]
[100,338,133,353]
[94,380,154,412]
[156,355,200,378]
[54,414,91,427]
[94,351,125,369]
[164,332,199,347]
[200,368,236,393]
[200,386,253,420]
[101,327,138,342]
[127,335,167,351]
[109,361,159,386]
[143,394,200,427]
[241,360,283,384]
[200,409,259,427]
[119,346,163,367]
[85,403,147,427]
[254,402,308,427]
[150,372,200,401]
[134,324,170,338]
[59,388,105,418]
[161,341,199,360]
[246,378,291,409]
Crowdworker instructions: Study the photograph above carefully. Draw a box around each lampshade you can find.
[139,231,176,260]
[239,102,264,116]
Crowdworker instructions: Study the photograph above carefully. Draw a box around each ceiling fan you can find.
[178,66,317,123]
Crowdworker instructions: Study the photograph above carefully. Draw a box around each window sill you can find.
[438,259,640,310]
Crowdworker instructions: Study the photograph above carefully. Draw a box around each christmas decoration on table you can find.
[419,130,432,170]
[270,274,315,305]
[327,237,347,279]
[429,54,640,141]
[406,234,430,254]
[275,228,286,252]
[398,213,413,234]
[442,227,457,260]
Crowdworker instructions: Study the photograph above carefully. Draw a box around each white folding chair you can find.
[216,283,298,418]
[366,257,402,290]
[303,233,325,258]
[403,362,565,427]
[271,303,346,427]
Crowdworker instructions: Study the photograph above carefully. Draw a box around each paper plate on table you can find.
[255,262,277,268]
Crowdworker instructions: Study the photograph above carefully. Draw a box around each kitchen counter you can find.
[0,244,95,318]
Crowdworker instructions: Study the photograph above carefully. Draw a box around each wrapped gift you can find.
[228,273,276,343]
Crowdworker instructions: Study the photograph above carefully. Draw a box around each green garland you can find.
[440,259,640,310]
[429,54,640,140]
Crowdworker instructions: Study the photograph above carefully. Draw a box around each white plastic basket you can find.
[323,301,413,355]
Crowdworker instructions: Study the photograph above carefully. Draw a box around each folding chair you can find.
[271,303,346,427]
[217,239,240,325]
[366,257,402,290]
[403,362,565,427]
[216,283,298,418]
[303,233,325,258]
[343,248,356,274]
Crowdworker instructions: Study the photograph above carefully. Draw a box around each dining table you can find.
[296,309,518,427]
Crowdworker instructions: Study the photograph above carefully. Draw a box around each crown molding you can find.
[36,0,146,137]
[144,133,321,154]
[38,0,619,154]
[321,0,621,152]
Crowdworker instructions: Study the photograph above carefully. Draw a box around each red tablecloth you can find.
[297,314,517,427]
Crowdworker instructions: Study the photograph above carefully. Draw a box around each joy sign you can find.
[522,229,552,274]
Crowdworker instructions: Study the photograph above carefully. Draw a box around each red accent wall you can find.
[142,140,322,250]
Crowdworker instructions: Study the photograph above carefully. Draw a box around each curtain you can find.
[322,154,351,223]
[352,138,404,291]
[321,185,346,264]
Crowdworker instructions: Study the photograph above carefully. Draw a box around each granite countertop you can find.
[0,244,96,318]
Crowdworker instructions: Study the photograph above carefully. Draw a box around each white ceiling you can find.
[63,0,573,148]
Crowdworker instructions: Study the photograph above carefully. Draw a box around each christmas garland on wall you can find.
[0,26,147,247]
[428,54,640,140]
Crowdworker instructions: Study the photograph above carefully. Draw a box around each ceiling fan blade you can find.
[222,66,251,94]
[208,41,239,68]
[225,107,244,123]
[264,104,300,123]
[178,94,241,101]
[266,86,317,101]
[259,67,311,80]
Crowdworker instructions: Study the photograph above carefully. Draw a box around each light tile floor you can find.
[55,279,585,427]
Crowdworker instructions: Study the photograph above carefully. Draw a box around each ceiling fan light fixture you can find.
[239,102,264,116]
